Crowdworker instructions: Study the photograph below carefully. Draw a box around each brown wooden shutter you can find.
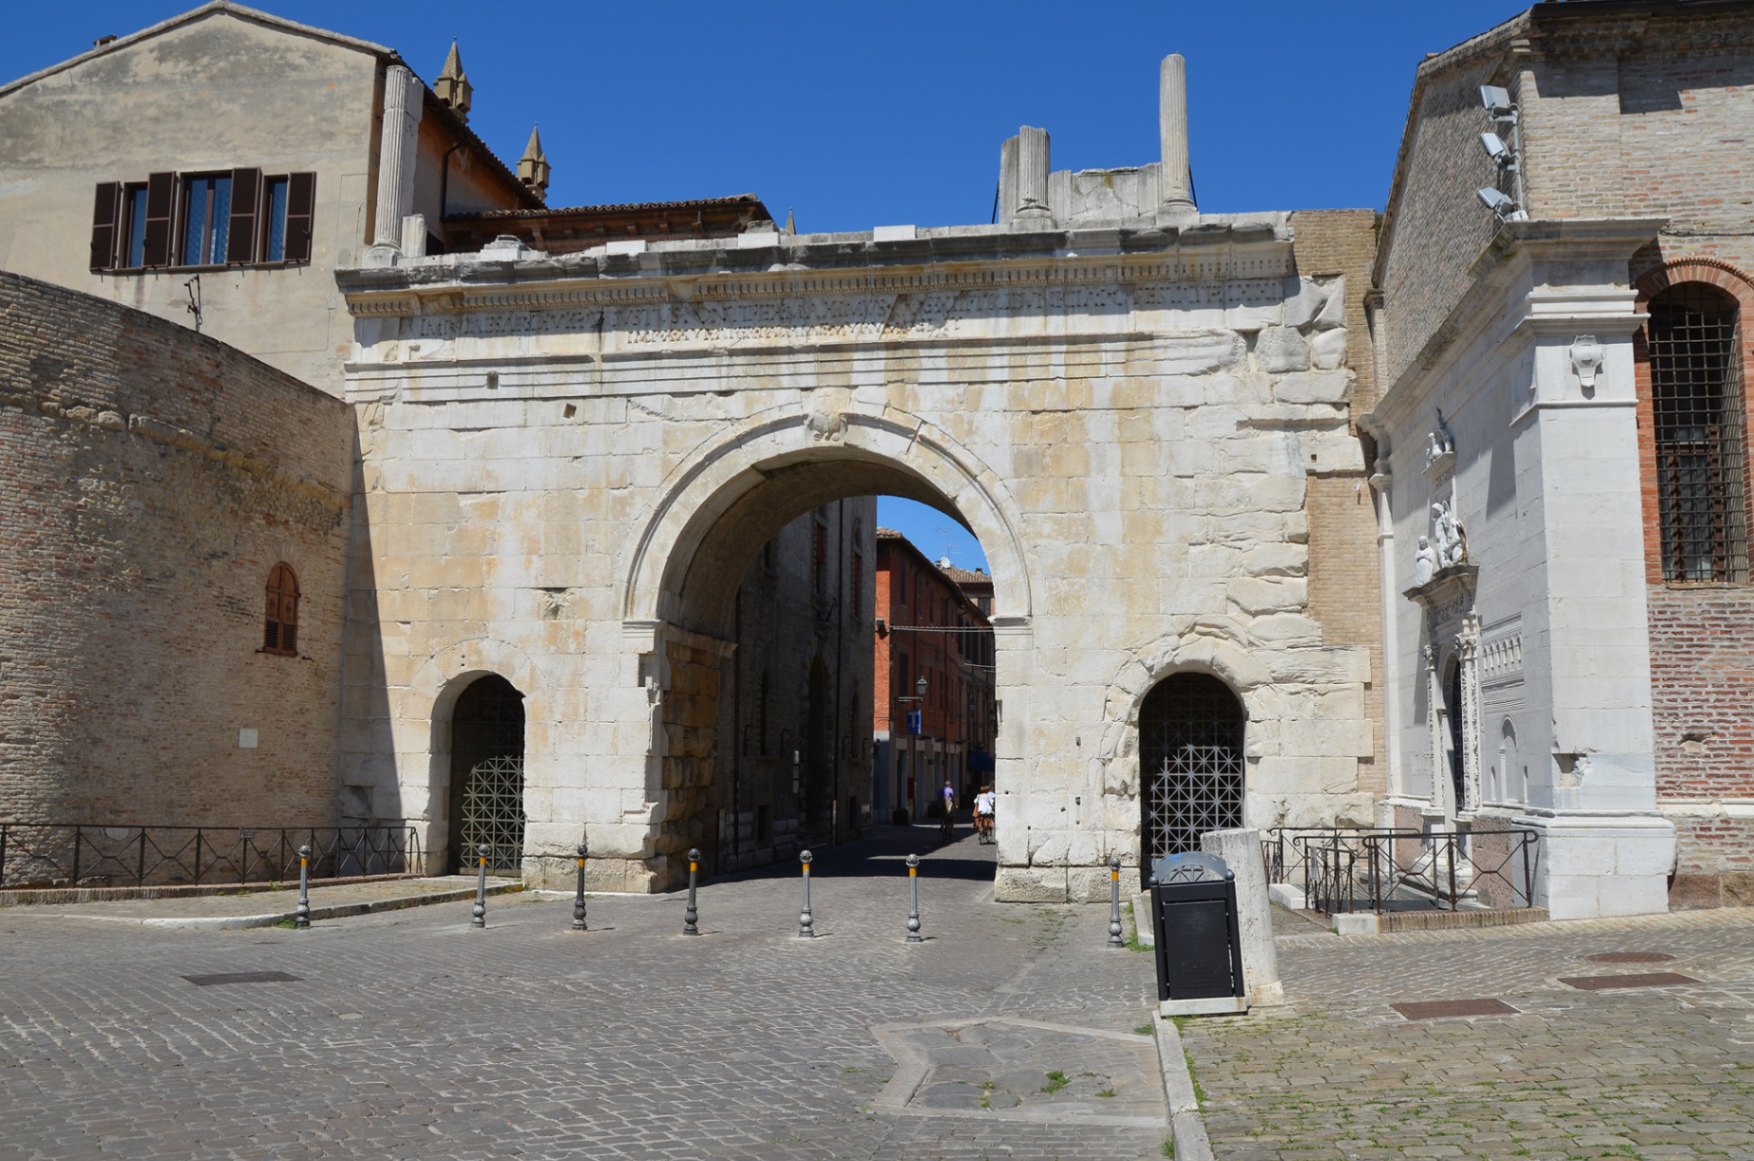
[226,167,260,264]
[89,182,121,271]
[142,171,175,267]
[284,172,316,263]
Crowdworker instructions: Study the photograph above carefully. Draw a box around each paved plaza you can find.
[1,828,1167,1161]
[1186,907,1754,1160]
[6,829,1754,1159]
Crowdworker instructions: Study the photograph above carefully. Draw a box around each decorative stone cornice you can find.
[1404,563,1478,618]
[1372,217,1664,429]
[337,216,1295,319]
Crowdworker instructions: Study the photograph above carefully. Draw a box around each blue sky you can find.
[3,0,1534,570]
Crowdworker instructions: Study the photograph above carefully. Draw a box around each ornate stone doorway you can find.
[447,675,526,874]
[1139,674,1245,876]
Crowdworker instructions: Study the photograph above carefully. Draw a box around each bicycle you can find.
[975,811,994,845]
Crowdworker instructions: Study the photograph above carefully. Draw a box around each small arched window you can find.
[1647,283,1749,581]
[263,563,300,656]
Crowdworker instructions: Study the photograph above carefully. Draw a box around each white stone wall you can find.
[339,219,1376,899]
[1369,222,1675,919]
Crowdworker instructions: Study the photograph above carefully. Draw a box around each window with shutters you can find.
[263,563,300,657]
[89,169,314,272]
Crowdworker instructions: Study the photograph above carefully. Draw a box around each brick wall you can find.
[1635,245,1754,905]
[1292,210,1387,788]
[1376,48,1509,389]
[0,270,352,828]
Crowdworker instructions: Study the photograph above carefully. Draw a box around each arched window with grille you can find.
[263,563,299,656]
[1139,673,1245,873]
[1646,283,1750,581]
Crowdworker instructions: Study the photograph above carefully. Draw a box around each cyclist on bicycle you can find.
[974,784,996,843]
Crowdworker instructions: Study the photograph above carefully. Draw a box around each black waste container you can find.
[1148,852,1246,1005]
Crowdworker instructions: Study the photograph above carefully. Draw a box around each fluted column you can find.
[372,65,424,250]
[1158,54,1196,216]
[1015,125,1050,219]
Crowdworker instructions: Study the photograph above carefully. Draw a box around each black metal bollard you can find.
[572,842,588,932]
[684,847,701,936]
[905,853,922,943]
[798,850,815,938]
[295,843,312,930]
[471,843,489,929]
[1107,855,1125,948]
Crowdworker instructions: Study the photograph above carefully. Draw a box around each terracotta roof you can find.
[941,565,992,584]
[449,194,769,221]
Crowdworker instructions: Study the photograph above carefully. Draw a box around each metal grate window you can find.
[449,675,525,874]
[1648,284,1749,582]
[1140,674,1244,869]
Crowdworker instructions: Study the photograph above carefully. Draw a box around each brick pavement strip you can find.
[1180,908,1754,1160]
[0,829,1175,1161]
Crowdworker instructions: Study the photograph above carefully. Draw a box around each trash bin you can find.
[1149,851,1248,1015]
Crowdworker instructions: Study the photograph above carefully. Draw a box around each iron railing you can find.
[0,823,421,890]
[1264,825,1539,914]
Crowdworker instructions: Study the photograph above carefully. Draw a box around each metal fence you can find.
[1263,825,1540,914]
[0,823,422,890]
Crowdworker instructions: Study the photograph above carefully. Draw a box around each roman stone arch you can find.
[622,402,1033,638]
[617,400,1034,881]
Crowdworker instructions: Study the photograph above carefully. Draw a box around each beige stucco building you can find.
[0,2,538,396]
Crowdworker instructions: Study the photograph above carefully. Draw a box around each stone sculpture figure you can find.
[1414,535,1438,585]
[1431,500,1466,568]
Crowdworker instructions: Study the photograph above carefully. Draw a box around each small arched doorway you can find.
[447,675,526,874]
[1139,673,1245,874]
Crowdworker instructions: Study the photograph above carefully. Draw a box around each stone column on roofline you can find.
[1015,126,1051,220]
[371,65,425,253]
[1158,53,1196,220]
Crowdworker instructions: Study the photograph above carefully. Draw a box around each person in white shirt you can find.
[973,785,996,843]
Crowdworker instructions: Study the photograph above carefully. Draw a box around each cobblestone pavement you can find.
[1183,908,1754,1160]
[0,827,1169,1160]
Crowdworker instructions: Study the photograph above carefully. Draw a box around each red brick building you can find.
[871,532,996,822]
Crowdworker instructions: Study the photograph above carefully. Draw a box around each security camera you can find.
[1480,85,1515,119]
[1480,131,1514,167]
[1476,187,1527,221]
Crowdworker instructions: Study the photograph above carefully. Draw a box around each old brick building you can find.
[0,268,353,827]
[871,532,997,824]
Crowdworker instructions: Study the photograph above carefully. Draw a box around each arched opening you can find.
[446,674,526,874]
[1645,282,1749,582]
[628,425,1021,881]
[1139,673,1244,875]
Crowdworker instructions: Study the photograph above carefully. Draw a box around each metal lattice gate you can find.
[1140,674,1244,874]
[449,675,525,874]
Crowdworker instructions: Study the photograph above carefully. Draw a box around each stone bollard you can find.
[1107,855,1125,948]
[571,842,588,932]
[471,843,489,929]
[295,843,312,930]
[905,853,923,943]
[684,847,701,936]
[798,850,815,938]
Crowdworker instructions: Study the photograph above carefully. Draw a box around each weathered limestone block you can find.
[1255,327,1310,373]
[1309,328,1348,371]
[1273,370,1352,405]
